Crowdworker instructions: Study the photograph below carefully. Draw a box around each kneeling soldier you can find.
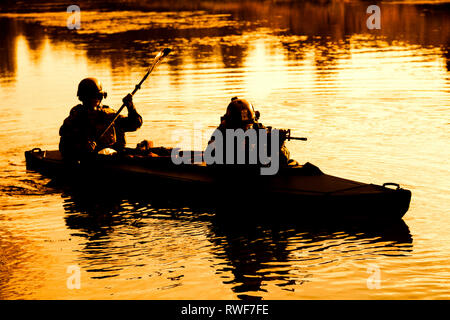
[205,97,292,169]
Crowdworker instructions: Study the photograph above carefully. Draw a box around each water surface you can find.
[0,0,449,299]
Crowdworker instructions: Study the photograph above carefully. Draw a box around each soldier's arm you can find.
[116,95,143,132]
[117,107,143,132]
[257,123,291,165]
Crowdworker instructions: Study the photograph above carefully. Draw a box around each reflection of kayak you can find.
[25,148,411,221]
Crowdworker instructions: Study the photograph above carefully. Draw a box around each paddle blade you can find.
[154,48,171,61]
[146,48,172,75]
[162,48,172,57]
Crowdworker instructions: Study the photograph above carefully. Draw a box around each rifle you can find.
[266,127,308,141]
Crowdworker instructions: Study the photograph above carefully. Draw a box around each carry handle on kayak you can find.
[383,182,400,190]
[31,147,43,154]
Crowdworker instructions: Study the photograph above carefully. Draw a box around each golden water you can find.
[0,0,449,299]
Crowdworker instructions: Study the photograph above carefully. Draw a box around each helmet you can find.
[77,77,107,101]
[223,97,260,128]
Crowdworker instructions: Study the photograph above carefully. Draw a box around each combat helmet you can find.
[222,97,260,128]
[77,77,107,101]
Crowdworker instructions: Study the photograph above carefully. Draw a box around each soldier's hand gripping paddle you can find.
[97,48,172,141]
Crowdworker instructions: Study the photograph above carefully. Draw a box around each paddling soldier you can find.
[59,77,143,159]
[205,97,292,168]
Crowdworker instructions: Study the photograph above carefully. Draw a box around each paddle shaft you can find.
[96,48,171,141]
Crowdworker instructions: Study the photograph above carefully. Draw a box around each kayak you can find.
[24,148,411,221]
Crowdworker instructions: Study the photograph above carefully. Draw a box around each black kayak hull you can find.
[25,148,411,221]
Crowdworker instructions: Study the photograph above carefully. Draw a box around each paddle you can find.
[96,48,172,141]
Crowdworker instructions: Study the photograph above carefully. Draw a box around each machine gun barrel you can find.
[281,128,307,141]
[287,136,307,141]
[265,127,307,141]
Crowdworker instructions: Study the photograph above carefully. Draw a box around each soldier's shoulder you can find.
[69,104,85,116]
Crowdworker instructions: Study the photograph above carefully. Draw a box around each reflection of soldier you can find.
[59,78,143,159]
[206,97,292,167]
[208,216,412,299]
